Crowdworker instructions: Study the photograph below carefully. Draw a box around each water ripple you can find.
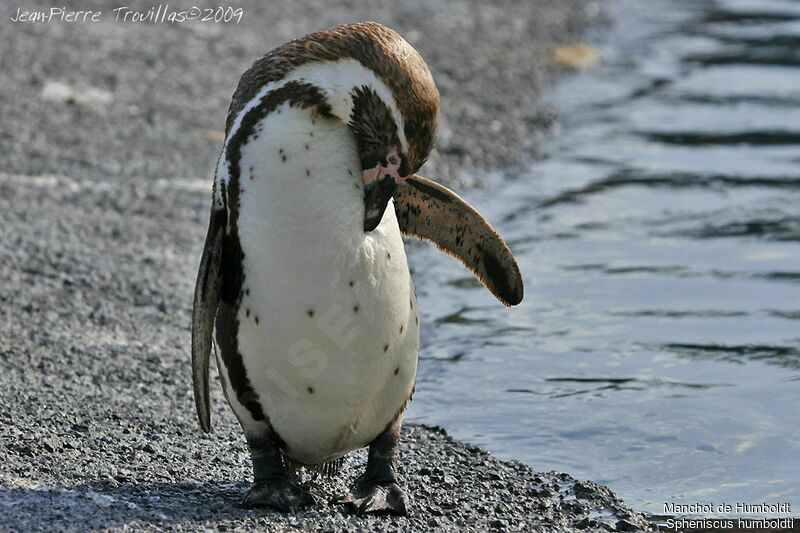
[538,169,800,208]
[409,0,800,514]
[661,342,800,369]
[669,216,800,241]
[641,130,800,146]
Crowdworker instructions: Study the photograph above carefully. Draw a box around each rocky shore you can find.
[1,1,655,531]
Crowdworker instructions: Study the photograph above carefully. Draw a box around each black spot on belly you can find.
[308,386,315,394]
[383,344,389,353]
[245,308,250,317]
[394,367,399,376]
[307,309,314,318]
[399,325,404,334]
[255,316,260,325]
[387,252,391,260]
[354,305,359,313]
[349,280,354,287]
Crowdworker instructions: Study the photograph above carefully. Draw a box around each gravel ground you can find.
[1,1,655,531]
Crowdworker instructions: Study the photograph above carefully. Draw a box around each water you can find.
[405,0,800,516]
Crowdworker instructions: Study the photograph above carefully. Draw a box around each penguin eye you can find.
[387,154,400,166]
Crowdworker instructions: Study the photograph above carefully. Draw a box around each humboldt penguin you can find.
[192,21,523,515]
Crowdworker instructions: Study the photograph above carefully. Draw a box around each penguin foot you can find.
[241,478,316,512]
[335,477,407,516]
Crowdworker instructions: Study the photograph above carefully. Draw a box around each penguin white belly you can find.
[222,104,419,464]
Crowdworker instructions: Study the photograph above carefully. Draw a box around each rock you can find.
[551,44,601,70]
[41,80,113,108]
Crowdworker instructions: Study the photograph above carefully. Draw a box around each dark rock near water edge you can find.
[1,0,655,531]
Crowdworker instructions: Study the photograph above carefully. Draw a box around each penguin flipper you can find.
[192,206,226,433]
[393,175,523,306]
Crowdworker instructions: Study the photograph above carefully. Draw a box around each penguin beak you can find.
[363,175,398,232]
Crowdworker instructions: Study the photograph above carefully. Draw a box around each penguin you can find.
[192,22,523,516]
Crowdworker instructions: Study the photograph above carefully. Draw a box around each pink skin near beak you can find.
[362,148,406,185]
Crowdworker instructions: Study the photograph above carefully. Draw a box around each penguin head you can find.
[324,23,439,232]
[226,22,440,231]
[348,84,412,231]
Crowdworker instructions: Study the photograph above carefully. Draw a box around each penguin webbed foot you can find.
[333,414,407,516]
[335,474,407,516]
[243,433,315,512]
[241,477,315,512]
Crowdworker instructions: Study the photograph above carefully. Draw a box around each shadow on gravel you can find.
[0,480,279,529]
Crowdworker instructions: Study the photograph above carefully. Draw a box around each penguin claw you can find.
[334,480,408,516]
[241,478,316,512]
